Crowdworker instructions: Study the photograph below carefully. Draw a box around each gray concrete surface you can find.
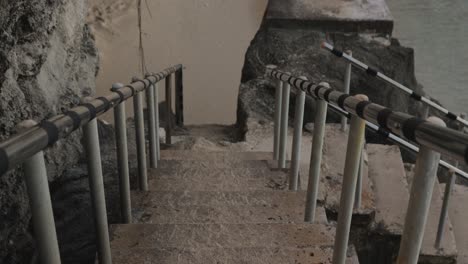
[131,190,327,224]
[110,247,359,264]
[446,184,468,264]
[321,125,375,224]
[368,144,457,263]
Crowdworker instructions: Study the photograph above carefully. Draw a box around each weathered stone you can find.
[237,27,426,133]
[0,0,98,262]
[160,150,273,161]
[321,125,375,224]
[111,247,359,264]
[110,223,336,249]
[446,184,468,264]
[368,144,457,263]
[131,190,328,224]
[368,144,408,235]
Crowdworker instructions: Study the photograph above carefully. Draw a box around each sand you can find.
[87,0,268,124]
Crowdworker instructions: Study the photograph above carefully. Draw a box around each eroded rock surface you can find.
[0,0,98,262]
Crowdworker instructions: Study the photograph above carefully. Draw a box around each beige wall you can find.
[90,0,267,124]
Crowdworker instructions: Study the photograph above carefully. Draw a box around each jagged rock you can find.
[238,27,426,131]
[0,0,98,262]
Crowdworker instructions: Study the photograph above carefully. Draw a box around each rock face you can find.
[238,26,426,131]
[0,0,99,263]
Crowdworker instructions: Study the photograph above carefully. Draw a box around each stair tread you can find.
[110,223,335,249]
[321,125,375,221]
[447,184,468,263]
[148,166,283,178]
[368,144,457,261]
[111,247,360,264]
[160,150,273,161]
[131,190,327,224]
[148,169,290,191]
[156,159,277,169]
[368,144,409,234]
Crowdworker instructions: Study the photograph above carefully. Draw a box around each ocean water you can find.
[387,0,468,115]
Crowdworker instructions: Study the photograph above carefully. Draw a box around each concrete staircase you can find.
[108,124,464,263]
[109,150,359,263]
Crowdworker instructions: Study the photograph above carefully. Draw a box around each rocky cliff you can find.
[237,26,426,141]
[0,0,99,262]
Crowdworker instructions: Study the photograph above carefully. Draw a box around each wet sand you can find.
[88,0,268,124]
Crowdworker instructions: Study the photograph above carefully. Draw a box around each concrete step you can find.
[368,144,409,235]
[147,167,291,191]
[156,159,278,169]
[446,184,468,263]
[160,150,273,161]
[110,223,335,249]
[111,247,360,264]
[131,190,328,224]
[321,125,375,224]
[368,144,457,263]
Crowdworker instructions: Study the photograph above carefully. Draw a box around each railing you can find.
[265,65,468,264]
[321,42,468,127]
[321,42,468,249]
[0,64,183,264]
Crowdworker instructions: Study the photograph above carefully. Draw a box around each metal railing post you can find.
[332,95,367,264]
[132,77,148,191]
[154,82,161,160]
[304,97,328,222]
[341,50,352,132]
[268,65,282,161]
[111,83,132,223]
[435,168,456,248]
[18,120,61,264]
[175,68,184,126]
[165,74,173,145]
[354,144,364,209]
[82,97,112,264]
[145,76,158,169]
[396,116,445,264]
[435,115,464,248]
[289,76,307,190]
[279,73,291,169]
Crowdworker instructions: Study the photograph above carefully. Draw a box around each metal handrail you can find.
[267,65,463,264]
[0,64,182,264]
[327,102,468,180]
[266,66,468,165]
[0,64,182,175]
[321,42,468,127]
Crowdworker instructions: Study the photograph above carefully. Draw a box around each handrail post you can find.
[304,96,328,222]
[332,95,367,264]
[435,168,456,248]
[18,120,61,264]
[354,144,364,209]
[111,83,132,223]
[82,97,112,264]
[267,65,282,161]
[279,73,291,169]
[289,76,307,190]
[145,75,158,169]
[396,116,445,264]
[341,50,352,132]
[175,68,184,127]
[434,114,464,248]
[165,74,173,145]
[132,77,148,191]
[154,82,161,160]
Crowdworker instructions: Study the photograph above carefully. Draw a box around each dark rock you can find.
[0,0,98,263]
[240,28,425,125]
